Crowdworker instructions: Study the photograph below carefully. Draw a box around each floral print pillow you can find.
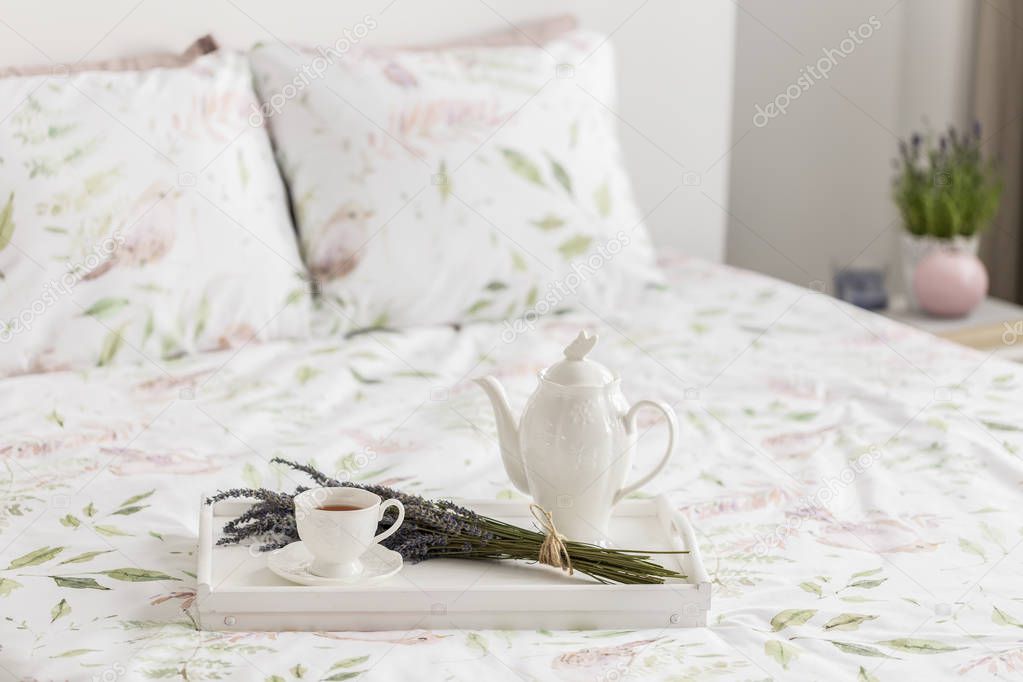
[249,31,660,330]
[0,52,310,376]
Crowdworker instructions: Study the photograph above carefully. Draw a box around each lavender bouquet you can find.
[207,458,687,585]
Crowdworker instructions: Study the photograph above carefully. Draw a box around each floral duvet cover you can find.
[2,257,1022,681]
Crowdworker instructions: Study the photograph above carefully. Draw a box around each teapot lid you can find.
[542,331,616,386]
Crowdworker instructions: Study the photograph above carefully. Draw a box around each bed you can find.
[2,4,1021,680]
[2,255,1022,679]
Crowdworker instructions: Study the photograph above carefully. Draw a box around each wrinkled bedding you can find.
[2,256,1022,680]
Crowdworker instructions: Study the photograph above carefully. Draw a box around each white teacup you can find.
[294,487,405,579]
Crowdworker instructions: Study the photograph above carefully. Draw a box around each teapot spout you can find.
[473,376,530,494]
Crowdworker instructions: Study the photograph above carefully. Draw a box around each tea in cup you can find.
[293,487,405,579]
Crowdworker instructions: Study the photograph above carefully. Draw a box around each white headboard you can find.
[0,0,734,261]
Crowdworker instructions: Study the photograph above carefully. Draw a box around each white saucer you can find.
[267,541,403,586]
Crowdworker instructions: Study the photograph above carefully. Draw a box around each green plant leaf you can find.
[350,368,380,384]
[7,545,64,569]
[770,608,817,631]
[97,327,126,367]
[558,235,593,259]
[548,156,572,195]
[879,638,963,654]
[93,525,131,537]
[858,665,880,682]
[142,310,155,344]
[466,632,488,655]
[958,537,986,559]
[764,639,798,669]
[525,286,538,307]
[295,365,319,385]
[0,577,22,597]
[501,148,544,186]
[99,568,179,582]
[323,673,364,682]
[824,613,878,631]
[829,640,897,658]
[799,581,823,597]
[120,490,155,507]
[329,656,369,670]
[50,598,71,622]
[466,299,492,315]
[848,578,887,589]
[59,550,114,565]
[511,251,527,272]
[532,214,566,231]
[51,576,109,590]
[436,160,451,202]
[981,420,1022,432]
[594,182,611,217]
[993,605,1023,628]
[50,648,99,658]
[59,514,80,528]
[110,505,146,516]
[0,192,14,252]
[194,294,209,341]
[82,297,129,318]
[850,567,883,579]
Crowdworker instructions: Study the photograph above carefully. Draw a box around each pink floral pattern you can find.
[250,31,660,330]
[0,258,1021,679]
[0,52,310,377]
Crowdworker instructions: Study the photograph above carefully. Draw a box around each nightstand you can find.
[882,296,1023,361]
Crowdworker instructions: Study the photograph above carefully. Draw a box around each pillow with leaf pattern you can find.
[0,51,310,376]
[249,30,660,330]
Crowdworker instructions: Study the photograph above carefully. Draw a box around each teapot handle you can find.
[614,400,678,505]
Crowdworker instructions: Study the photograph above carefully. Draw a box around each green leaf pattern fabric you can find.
[0,52,310,376]
[0,258,1021,678]
[249,31,660,330]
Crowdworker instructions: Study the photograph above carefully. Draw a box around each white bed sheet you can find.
[1,256,1022,680]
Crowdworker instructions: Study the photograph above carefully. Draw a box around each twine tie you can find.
[529,503,574,575]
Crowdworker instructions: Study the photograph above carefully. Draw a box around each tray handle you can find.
[196,492,214,597]
[656,496,711,585]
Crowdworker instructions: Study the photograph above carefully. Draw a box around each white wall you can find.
[726,0,977,290]
[0,0,735,262]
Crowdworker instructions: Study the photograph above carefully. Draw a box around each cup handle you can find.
[614,400,678,505]
[373,499,405,544]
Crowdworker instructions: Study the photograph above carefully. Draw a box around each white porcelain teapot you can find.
[475,331,678,545]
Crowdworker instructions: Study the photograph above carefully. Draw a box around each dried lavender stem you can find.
[205,458,688,585]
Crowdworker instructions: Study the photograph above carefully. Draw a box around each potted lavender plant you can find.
[893,124,1002,311]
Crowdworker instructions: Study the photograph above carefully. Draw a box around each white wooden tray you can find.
[197,495,710,631]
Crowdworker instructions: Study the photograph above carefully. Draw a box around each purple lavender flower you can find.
[207,458,687,584]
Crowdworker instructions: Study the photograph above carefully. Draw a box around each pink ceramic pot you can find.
[913,249,988,317]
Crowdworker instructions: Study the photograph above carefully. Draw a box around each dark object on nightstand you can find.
[834,268,888,310]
